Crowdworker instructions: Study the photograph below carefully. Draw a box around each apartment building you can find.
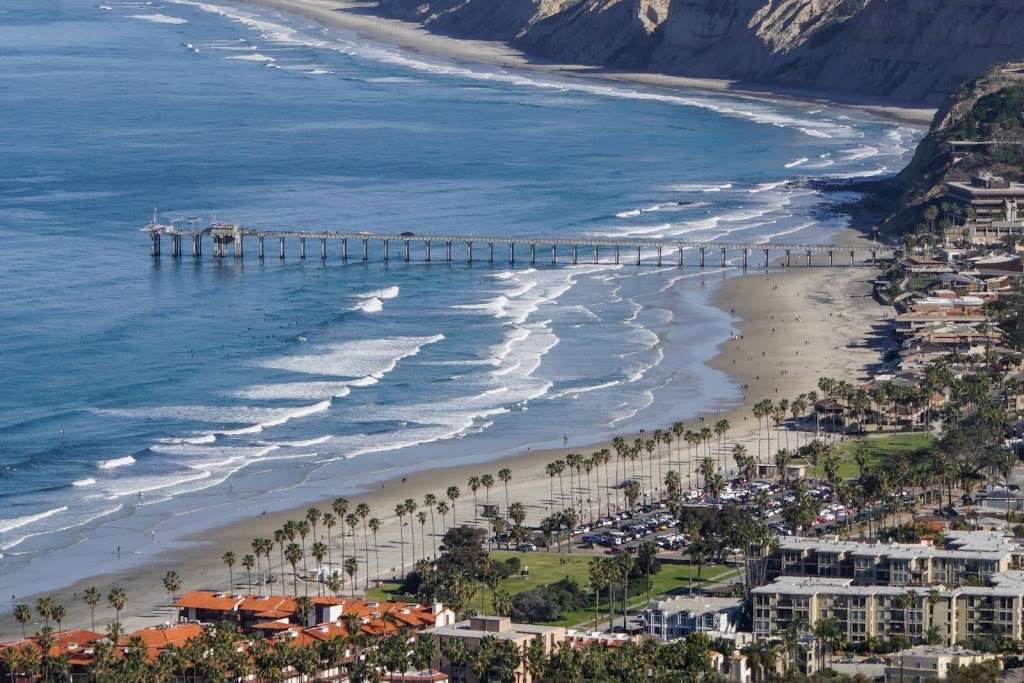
[767,534,1018,587]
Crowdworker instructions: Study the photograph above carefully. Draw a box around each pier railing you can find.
[144,221,895,268]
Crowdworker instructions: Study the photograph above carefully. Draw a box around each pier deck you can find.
[145,221,895,268]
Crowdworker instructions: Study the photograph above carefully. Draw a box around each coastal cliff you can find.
[878,64,1024,233]
[375,0,1024,105]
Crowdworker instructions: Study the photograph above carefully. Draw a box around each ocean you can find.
[0,0,919,601]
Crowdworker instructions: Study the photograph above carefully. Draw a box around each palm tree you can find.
[222,551,237,590]
[162,570,182,607]
[83,588,100,633]
[311,542,327,595]
[285,543,303,595]
[305,507,321,545]
[36,596,54,628]
[296,520,311,594]
[436,500,450,533]
[714,419,730,473]
[424,493,439,558]
[332,497,350,573]
[345,513,360,586]
[343,557,359,596]
[241,555,256,592]
[468,476,481,523]
[498,468,512,514]
[481,473,495,514]
[51,604,66,649]
[587,557,606,629]
[107,587,126,627]
[367,516,382,585]
[416,511,428,564]
[403,499,418,564]
[322,513,337,571]
[273,528,286,590]
[446,486,460,523]
[624,480,641,511]
[13,604,31,639]
[395,503,407,574]
[356,502,371,587]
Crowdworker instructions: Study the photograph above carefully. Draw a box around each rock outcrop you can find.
[880,64,1024,233]
[375,0,1024,104]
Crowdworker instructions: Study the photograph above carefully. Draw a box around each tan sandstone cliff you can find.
[375,0,1024,104]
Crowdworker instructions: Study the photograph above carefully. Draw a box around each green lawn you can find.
[811,432,936,480]
[366,550,732,627]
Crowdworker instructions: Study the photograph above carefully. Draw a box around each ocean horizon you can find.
[0,0,919,603]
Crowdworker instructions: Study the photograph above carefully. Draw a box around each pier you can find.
[144,221,894,268]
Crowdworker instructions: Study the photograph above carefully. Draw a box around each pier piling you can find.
[144,222,894,271]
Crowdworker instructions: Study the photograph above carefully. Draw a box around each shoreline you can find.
[235,0,935,126]
[0,260,890,640]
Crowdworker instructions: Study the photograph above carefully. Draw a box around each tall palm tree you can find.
[241,554,255,592]
[417,511,428,564]
[311,542,327,595]
[714,419,730,473]
[345,513,360,586]
[436,500,450,533]
[343,557,359,596]
[13,603,31,639]
[273,528,286,590]
[305,507,321,545]
[36,596,54,628]
[395,503,407,575]
[480,473,495,514]
[367,517,382,585]
[162,570,182,607]
[322,513,336,571]
[284,543,303,596]
[498,468,512,514]
[222,551,237,591]
[587,557,606,630]
[404,499,418,564]
[467,476,481,523]
[107,587,126,628]
[424,493,438,558]
[446,486,460,524]
[83,588,100,633]
[332,497,350,573]
[356,502,371,587]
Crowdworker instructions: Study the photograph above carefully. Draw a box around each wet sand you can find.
[0,256,891,639]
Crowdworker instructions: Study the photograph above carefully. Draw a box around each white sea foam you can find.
[261,335,443,377]
[359,285,400,300]
[129,13,188,24]
[271,435,332,448]
[0,507,68,534]
[748,181,789,193]
[235,381,352,401]
[784,157,809,169]
[353,297,384,313]
[97,455,136,470]
[228,53,275,62]
[665,182,733,193]
[72,478,97,487]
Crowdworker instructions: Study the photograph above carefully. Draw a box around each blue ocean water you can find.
[0,0,920,600]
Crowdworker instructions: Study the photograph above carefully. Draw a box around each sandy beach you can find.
[235,0,935,126]
[0,254,891,639]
